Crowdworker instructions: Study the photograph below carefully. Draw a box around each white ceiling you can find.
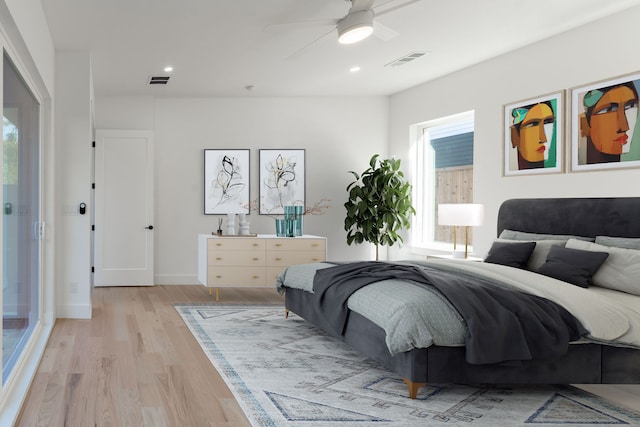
[40,0,640,98]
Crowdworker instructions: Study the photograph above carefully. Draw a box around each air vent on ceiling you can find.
[385,51,430,68]
[148,76,170,85]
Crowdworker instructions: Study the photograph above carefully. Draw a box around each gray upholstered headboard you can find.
[497,198,640,238]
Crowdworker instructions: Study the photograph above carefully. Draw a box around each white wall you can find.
[4,0,54,93]
[55,51,92,318]
[95,96,388,284]
[388,5,640,259]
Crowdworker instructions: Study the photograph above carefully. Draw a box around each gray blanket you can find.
[313,261,587,365]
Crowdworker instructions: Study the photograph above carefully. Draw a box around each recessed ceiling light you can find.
[350,66,361,73]
[164,66,173,73]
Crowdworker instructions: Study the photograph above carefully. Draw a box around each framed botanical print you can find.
[570,72,640,172]
[204,149,250,214]
[259,149,305,215]
[503,91,564,176]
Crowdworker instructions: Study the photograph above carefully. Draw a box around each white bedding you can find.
[277,259,640,355]
[429,259,638,344]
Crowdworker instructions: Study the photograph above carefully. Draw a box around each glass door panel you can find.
[2,53,40,384]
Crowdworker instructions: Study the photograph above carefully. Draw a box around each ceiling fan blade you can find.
[285,27,336,60]
[374,0,423,17]
[373,21,399,41]
[350,0,375,13]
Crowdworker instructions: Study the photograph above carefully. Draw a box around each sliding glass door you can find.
[2,52,41,384]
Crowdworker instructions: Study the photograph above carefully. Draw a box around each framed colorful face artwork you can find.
[570,72,640,172]
[503,91,564,176]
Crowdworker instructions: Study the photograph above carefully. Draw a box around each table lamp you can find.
[438,203,484,258]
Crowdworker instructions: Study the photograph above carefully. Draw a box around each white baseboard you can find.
[56,303,92,319]
[154,274,200,285]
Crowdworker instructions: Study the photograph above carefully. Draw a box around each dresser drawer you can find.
[207,238,265,251]
[207,251,265,266]
[265,238,326,252]
[198,234,327,297]
[207,266,266,287]
[266,250,326,267]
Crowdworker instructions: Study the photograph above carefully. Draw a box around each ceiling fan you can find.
[270,0,424,59]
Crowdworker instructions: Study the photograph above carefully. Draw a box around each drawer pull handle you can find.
[275,243,282,247]
[311,258,319,261]
[311,244,319,247]
[216,243,223,246]
[253,243,259,247]
[216,257,222,260]
[252,275,259,279]
[216,275,222,278]
[275,257,282,261]
[252,257,259,261]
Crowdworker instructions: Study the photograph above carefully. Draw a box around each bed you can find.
[276,198,640,399]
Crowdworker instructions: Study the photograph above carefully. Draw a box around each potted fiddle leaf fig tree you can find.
[344,154,416,260]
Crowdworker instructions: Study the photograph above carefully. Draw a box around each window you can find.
[411,111,474,250]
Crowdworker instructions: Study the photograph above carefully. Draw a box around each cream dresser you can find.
[197,234,326,300]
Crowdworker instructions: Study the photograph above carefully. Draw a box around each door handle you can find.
[145,225,154,230]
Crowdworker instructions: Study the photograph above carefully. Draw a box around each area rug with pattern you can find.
[174,303,640,427]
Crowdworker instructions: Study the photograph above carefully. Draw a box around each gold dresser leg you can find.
[403,378,425,399]
[285,309,289,319]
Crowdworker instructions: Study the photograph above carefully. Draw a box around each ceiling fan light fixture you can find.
[337,9,374,44]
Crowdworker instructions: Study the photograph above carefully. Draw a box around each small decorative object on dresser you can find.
[280,205,304,236]
[238,213,250,235]
[226,212,236,235]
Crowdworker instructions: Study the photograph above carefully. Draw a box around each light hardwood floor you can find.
[16,285,640,426]
[17,285,283,427]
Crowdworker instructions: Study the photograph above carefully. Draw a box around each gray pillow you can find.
[538,245,609,288]
[493,238,566,271]
[484,241,536,269]
[595,236,640,250]
[499,229,594,242]
[566,239,640,296]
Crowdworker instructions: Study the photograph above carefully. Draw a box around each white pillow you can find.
[595,236,640,250]
[565,238,640,296]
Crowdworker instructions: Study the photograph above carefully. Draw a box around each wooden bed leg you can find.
[285,309,289,319]
[403,378,425,399]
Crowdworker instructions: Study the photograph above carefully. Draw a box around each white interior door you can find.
[94,130,154,286]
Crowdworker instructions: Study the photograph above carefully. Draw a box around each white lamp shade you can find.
[438,204,484,226]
